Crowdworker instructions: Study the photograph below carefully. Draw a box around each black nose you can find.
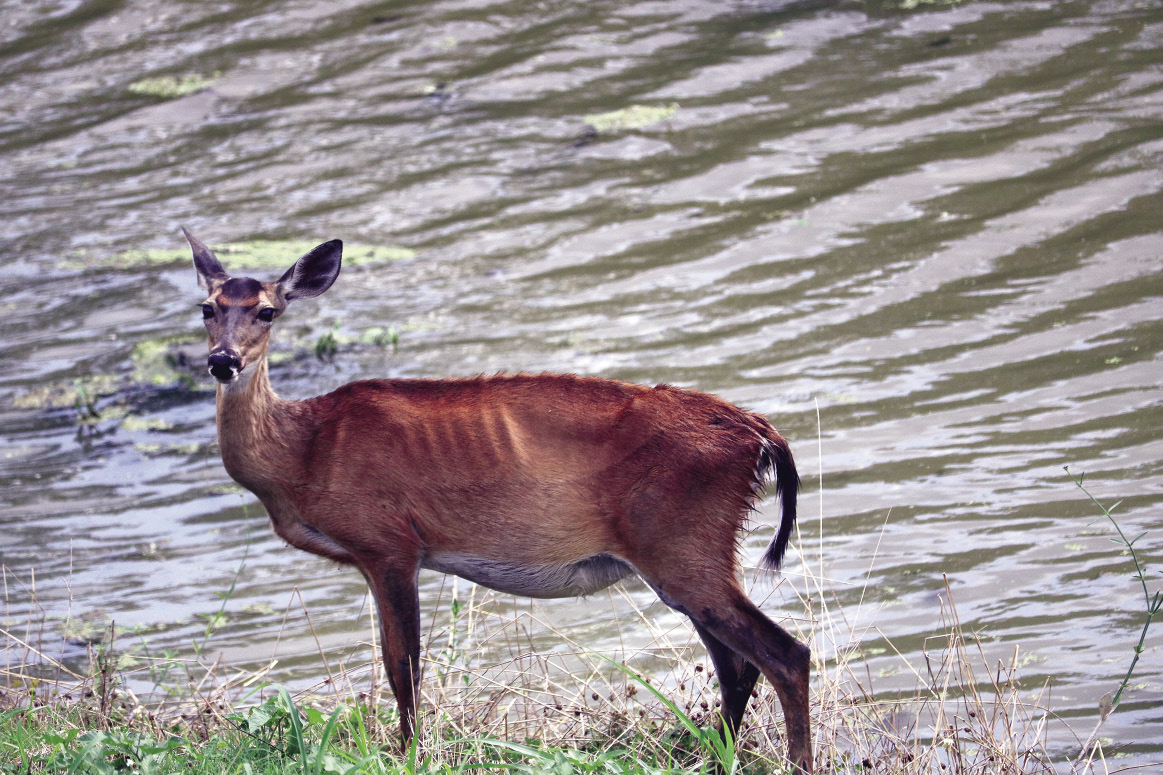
[207,351,242,382]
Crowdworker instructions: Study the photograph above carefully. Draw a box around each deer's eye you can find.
[257,307,276,322]
[202,304,214,319]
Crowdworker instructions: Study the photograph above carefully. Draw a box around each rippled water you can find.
[2,0,1161,767]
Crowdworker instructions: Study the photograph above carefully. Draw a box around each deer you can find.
[184,228,812,773]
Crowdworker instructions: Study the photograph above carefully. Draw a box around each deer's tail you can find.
[755,426,800,571]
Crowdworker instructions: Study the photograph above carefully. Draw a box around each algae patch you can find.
[131,335,200,388]
[65,240,415,272]
[359,326,399,349]
[128,72,219,98]
[900,0,973,8]
[12,375,120,411]
[134,442,203,456]
[584,104,678,133]
[120,415,173,432]
[60,615,114,644]
[314,322,399,361]
[13,336,202,427]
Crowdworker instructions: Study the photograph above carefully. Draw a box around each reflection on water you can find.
[2,0,1161,764]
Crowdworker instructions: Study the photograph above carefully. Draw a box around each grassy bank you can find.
[2,568,1061,775]
[2,684,751,775]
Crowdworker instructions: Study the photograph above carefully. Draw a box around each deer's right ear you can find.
[278,240,342,301]
[183,227,229,290]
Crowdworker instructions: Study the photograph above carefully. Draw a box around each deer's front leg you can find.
[365,557,423,749]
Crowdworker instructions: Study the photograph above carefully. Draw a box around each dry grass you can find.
[2,549,1076,774]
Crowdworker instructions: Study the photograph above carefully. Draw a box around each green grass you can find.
[0,681,770,775]
[0,563,1056,775]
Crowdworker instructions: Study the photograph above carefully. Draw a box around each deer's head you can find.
[185,228,342,384]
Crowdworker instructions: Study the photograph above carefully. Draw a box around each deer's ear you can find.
[278,240,342,301]
[183,227,229,290]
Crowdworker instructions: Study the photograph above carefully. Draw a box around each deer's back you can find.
[296,373,771,564]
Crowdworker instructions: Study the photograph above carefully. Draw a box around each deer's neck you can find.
[215,359,305,498]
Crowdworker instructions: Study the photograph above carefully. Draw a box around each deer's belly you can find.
[422,552,635,598]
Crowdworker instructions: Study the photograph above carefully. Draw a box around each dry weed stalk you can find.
[276,561,1057,774]
[807,575,1054,774]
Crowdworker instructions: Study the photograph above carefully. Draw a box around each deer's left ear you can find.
[183,227,229,291]
[278,240,342,301]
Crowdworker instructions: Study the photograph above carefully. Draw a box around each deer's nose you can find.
[208,351,242,382]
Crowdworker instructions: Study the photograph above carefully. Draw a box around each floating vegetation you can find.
[14,326,399,437]
[12,375,120,411]
[359,325,399,351]
[315,321,341,362]
[73,381,101,422]
[59,615,112,645]
[120,415,173,432]
[315,322,400,361]
[238,602,276,617]
[584,103,678,133]
[81,403,129,427]
[134,442,202,457]
[128,72,220,98]
[417,81,453,98]
[62,240,415,272]
[897,0,976,8]
[266,350,295,365]
[13,339,200,430]
[131,335,200,388]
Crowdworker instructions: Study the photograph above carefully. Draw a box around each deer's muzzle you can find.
[208,351,242,383]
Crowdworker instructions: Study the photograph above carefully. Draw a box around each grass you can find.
[1064,468,1161,773]
[0,566,1056,775]
[3,468,1153,773]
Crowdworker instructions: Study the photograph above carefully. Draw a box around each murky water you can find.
[2,0,1161,766]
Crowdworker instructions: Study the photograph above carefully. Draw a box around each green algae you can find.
[131,335,200,388]
[314,321,341,361]
[120,415,173,432]
[12,375,120,411]
[899,0,971,8]
[359,325,399,349]
[134,442,202,456]
[84,404,129,425]
[63,240,414,272]
[314,322,399,361]
[584,103,678,133]
[59,615,167,649]
[266,350,295,365]
[128,72,220,98]
[60,616,112,644]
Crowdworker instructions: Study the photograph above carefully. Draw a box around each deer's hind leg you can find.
[636,553,812,773]
[692,622,762,742]
[615,465,811,769]
[687,584,810,773]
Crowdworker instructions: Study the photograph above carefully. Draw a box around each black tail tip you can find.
[760,435,799,572]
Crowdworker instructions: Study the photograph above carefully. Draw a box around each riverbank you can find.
[2,578,1062,775]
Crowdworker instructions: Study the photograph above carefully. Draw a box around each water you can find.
[2,0,1161,766]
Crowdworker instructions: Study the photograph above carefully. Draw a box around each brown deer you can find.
[185,228,812,772]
